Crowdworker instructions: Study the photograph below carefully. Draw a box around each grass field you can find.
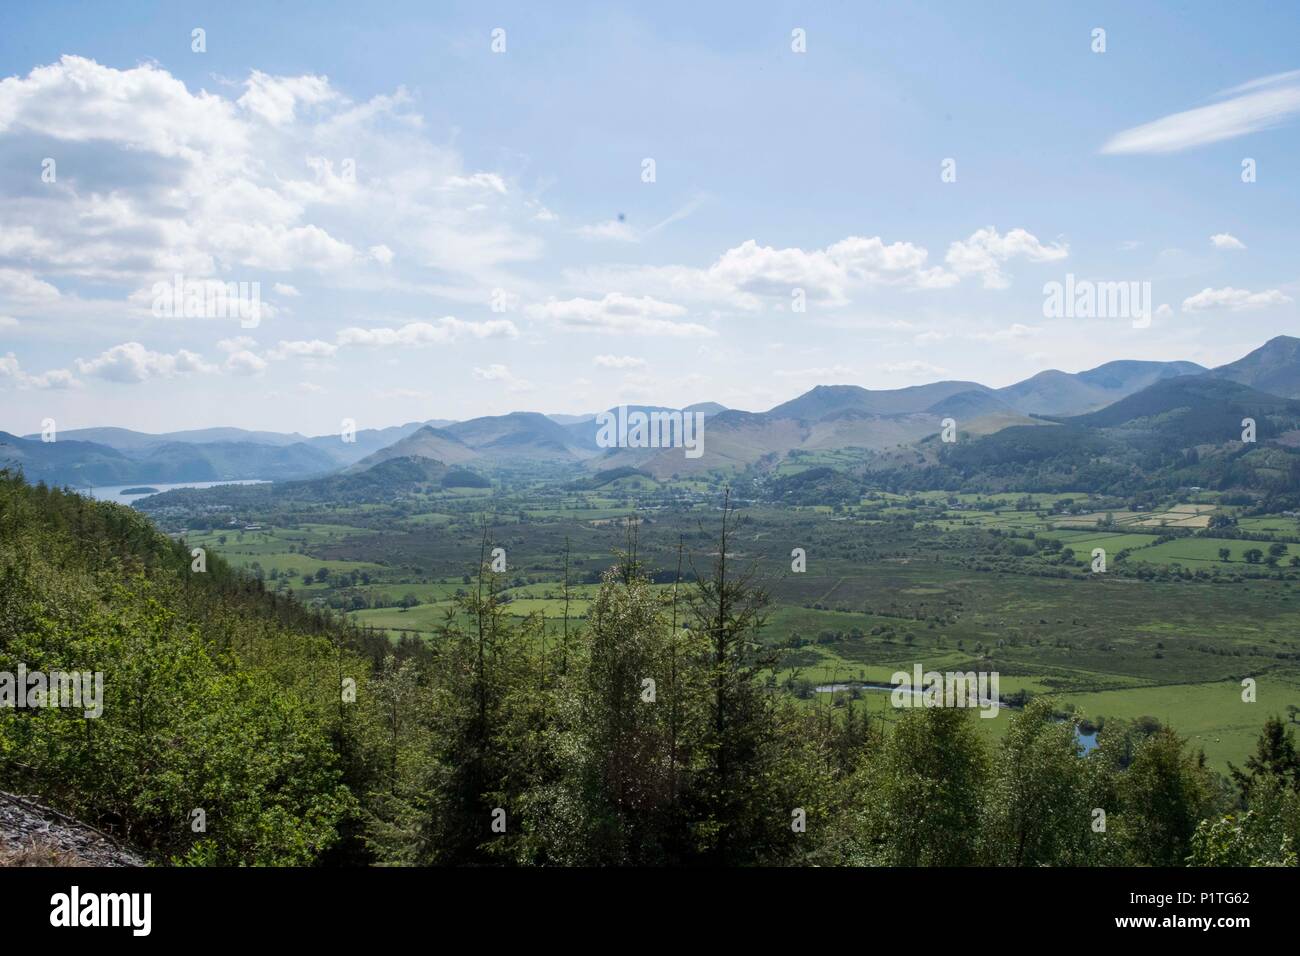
[173,489,1300,774]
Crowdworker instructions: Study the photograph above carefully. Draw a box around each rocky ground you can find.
[0,791,147,867]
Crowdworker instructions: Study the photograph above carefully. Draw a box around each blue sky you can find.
[1,1,1298,434]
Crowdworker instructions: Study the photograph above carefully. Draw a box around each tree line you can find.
[1,472,1296,866]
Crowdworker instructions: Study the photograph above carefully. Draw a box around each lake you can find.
[84,479,270,505]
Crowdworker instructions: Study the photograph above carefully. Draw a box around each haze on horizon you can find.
[1,1,1298,435]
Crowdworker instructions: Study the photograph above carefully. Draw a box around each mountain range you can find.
[5,336,1299,489]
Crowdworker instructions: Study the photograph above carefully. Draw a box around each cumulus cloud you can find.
[1210,233,1246,250]
[972,323,1042,342]
[711,236,956,304]
[945,228,1068,290]
[444,172,507,194]
[74,342,216,383]
[565,228,1057,312]
[217,336,258,353]
[578,219,639,242]
[0,268,59,303]
[527,293,714,337]
[267,339,338,360]
[0,56,543,293]
[1181,287,1292,312]
[774,365,857,378]
[237,71,337,126]
[225,350,268,376]
[473,363,533,392]
[0,352,76,389]
[880,360,948,378]
[593,354,647,369]
[336,317,519,347]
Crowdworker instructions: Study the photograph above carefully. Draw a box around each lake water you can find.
[84,479,270,505]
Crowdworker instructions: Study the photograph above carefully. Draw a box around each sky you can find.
[1,0,1299,435]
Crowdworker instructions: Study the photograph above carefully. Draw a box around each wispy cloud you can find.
[1101,71,1300,154]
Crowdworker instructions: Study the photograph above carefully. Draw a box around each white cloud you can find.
[444,172,507,194]
[336,317,519,347]
[711,236,956,304]
[972,323,1041,342]
[74,342,216,383]
[472,363,533,393]
[267,339,338,360]
[945,228,1068,290]
[273,282,301,297]
[1101,73,1300,154]
[566,229,1055,313]
[0,352,76,390]
[217,336,258,353]
[24,367,76,389]
[0,55,246,160]
[578,219,639,242]
[593,354,647,369]
[0,56,545,296]
[0,268,60,303]
[913,330,951,345]
[1210,233,1246,250]
[527,293,714,337]
[237,71,337,126]
[0,315,16,328]
[880,360,948,377]
[1181,287,1292,312]
[774,365,857,378]
[225,350,268,376]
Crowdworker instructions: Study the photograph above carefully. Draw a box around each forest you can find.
[2,471,1298,867]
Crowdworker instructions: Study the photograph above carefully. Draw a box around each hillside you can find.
[1066,376,1300,441]
[860,375,1300,497]
[1,791,148,867]
[996,360,1206,416]
[17,337,1298,490]
[138,455,453,516]
[347,424,480,470]
[0,472,391,865]
[0,431,338,486]
[767,381,991,419]
[1208,335,1300,398]
[447,411,594,461]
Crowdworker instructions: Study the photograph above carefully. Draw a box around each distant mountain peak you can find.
[1209,335,1300,398]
